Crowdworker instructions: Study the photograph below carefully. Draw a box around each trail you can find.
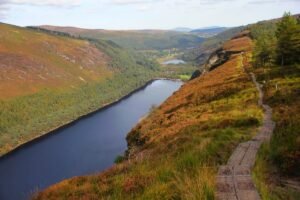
[215,55,276,200]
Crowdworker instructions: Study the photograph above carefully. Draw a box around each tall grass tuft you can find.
[175,166,216,200]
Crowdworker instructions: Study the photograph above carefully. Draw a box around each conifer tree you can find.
[276,12,300,65]
[253,31,276,67]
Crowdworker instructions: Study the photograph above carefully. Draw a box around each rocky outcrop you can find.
[190,69,202,80]
[204,48,244,72]
[203,31,252,73]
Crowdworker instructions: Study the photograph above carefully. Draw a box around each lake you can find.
[163,59,186,65]
[0,80,182,200]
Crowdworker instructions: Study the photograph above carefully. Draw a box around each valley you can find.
[0,7,299,200]
[33,14,300,200]
[0,80,182,200]
[35,32,263,200]
[35,26,205,50]
[0,22,161,156]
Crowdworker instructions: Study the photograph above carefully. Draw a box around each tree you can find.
[253,31,276,67]
[276,12,300,66]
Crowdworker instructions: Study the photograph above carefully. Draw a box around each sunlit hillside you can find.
[34,13,300,199]
[37,25,205,50]
[0,23,160,155]
[34,33,264,200]
[0,23,112,99]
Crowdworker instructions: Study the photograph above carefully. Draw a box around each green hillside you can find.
[249,13,300,199]
[36,26,205,50]
[0,23,160,155]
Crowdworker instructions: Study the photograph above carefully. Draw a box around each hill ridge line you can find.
[215,54,276,200]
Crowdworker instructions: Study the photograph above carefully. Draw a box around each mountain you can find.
[0,22,159,155]
[171,27,193,32]
[182,26,245,64]
[0,23,109,99]
[36,25,205,50]
[171,27,228,36]
[34,15,300,199]
[190,27,228,35]
[34,31,261,200]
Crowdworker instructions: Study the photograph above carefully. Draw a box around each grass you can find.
[175,166,215,200]
[34,35,264,199]
[253,64,300,199]
[179,74,191,81]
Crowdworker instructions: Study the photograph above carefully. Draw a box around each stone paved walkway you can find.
[215,60,276,200]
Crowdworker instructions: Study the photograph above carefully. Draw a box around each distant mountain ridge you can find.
[37,25,205,50]
[171,27,193,32]
[190,27,228,34]
[171,26,229,38]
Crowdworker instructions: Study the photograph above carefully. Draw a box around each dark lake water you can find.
[0,80,182,200]
[163,59,186,65]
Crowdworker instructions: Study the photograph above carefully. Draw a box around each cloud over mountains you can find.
[0,0,299,27]
[1,0,82,6]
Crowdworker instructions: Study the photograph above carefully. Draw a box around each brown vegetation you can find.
[0,23,110,99]
[34,35,264,199]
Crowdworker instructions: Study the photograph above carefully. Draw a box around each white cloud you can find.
[1,0,82,7]
[0,0,83,19]
[137,4,150,11]
[110,0,160,5]
[1,0,299,27]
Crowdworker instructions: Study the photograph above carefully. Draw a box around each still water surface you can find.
[0,80,182,200]
[163,59,186,65]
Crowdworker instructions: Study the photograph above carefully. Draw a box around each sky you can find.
[0,0,299,30]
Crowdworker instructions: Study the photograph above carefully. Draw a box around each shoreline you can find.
[0,78,183,160]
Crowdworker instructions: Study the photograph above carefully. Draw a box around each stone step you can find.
[227,142,250,166]
[240,144,260,167]
[216,175,237,200]
[218,165,233,176]
[234,165,251,176]
[235,175,260,200]
[216,193,238,200]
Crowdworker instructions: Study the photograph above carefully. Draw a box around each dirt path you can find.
[215,55,276,200]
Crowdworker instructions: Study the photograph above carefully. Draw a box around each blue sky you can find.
[0,0,299,29]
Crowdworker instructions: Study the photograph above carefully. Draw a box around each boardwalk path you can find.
[215,56,276,200]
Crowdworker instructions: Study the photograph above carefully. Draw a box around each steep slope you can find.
[36,25,205,50]
[248,14,300,199]
[182,26,245,65]
[0,23,159,155]
[0,23,110,99]
[34,34,264,199]
[253,65,300,199]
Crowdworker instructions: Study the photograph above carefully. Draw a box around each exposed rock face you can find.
[204,48,243,72]
[190,69,202,80]
[190,31,252,79]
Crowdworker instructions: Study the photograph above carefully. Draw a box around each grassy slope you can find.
[38,26,205,50]
[34,35,264,199]
[0,23,111,99]
[245,17,300,199]
[253,65,300,199]
[0,23,158,155]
